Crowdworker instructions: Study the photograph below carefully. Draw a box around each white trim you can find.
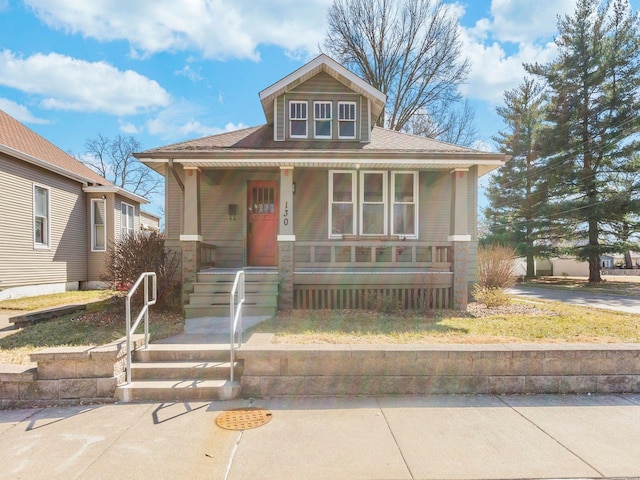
[33,183,51,249]
[359,170,387,236]
[289,100,308,139]
[274,96,278,141]
[277,234,296,241]
[338,101,357,139]
[280,166,294,170]
[313,101,332,139]
[180,234,203,241]
[83,185,148,204]
[448,235,472,242]
[328,170,357,239]
[391,171,418,239]
[91,198,107,252]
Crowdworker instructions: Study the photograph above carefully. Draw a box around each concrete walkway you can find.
[2,394,640,479]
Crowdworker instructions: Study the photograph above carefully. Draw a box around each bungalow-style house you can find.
[0,109,149,300]
[136,55,508,314]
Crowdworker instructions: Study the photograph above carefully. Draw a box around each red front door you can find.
[247,181,278,266]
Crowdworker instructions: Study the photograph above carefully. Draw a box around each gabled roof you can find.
[258,54,387,126]
[0,109,110,186]
[0,109,148,203]
[137,125,507,176]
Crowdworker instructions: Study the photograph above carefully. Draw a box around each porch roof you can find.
[136,125,508,176]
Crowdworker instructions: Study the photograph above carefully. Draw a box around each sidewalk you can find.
[1,394,640,479]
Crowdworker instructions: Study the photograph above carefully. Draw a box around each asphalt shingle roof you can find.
[0,109,111,185]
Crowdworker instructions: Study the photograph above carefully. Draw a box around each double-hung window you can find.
[360,171,387,235]
[33,185,50,248]
[91,198,106,251]
[289,101,308,138]
[338,102,356,139]
[329,171,356,237]
[328,170,418,239]
[121,202,135,239]
[391,172,418,237]
[314,101,332,138]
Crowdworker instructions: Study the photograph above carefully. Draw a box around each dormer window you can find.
[314,101,332,139]
[289,101,307,138]
[338,102,357,139]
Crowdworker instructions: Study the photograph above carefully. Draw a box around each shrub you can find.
[101,231,180,308]
[477,244,517,290]
[363,291,403,315]
[472,285,511,308]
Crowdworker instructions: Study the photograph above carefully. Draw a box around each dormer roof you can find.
[258,54,387,127]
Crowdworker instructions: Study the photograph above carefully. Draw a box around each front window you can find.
[392,172,417,236]
[289,101,308,138]
[360,171,387,235]
[338,102,356,139]
[92,198,106,251]
[314,101,332,138]
[34,185,50,248]
[329,171,356,237]
[121,202,135,239]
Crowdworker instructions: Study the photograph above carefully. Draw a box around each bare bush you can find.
[477,244,517,290]
[101,231,180,308]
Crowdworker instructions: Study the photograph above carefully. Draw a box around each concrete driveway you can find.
[508,285,640,313]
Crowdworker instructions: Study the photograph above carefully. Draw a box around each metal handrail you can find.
[126,272,157,384]
[229,270,245,383]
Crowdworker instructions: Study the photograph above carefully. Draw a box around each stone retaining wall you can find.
[238,341,640,397]
[0,335,143,409]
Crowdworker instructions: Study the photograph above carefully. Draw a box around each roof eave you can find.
[83,185,149,204]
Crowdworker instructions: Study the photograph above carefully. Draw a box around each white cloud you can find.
[0,50,171,115]
[0,98,49,124]
[143,101,247,139]
[118,120,140,134]
[489,0,575,44]
[175,65,203,82]
[24,0,331,60]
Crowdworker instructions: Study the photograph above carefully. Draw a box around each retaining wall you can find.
[238,339,640,397]
[0,335,143,409]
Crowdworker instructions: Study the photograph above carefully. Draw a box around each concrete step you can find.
[185,304,277,319]
[116,380,241,402]
[193,282,279,294]
[133,344,232,362]
[130,361,242,381]
[188,292,279,306]
[197,271,279,284]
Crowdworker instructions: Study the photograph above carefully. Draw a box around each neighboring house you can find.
[140,209,161,232]
[136,54,508,312]
[0,109,149,300]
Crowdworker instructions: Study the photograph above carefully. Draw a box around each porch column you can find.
[449,168,471,310]
[278,166,295,310]
[180,167,202,302]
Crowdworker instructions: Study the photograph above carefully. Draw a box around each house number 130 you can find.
[283,201,289,226]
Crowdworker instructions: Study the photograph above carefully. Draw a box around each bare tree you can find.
[404,99,477,146]
[79,134,162,198]
[324,0,471,138]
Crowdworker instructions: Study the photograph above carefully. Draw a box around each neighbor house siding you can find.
[0,154,87,288]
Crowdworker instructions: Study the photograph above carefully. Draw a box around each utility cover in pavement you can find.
[216,408,272,430]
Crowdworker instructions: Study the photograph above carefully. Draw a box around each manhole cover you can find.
[216,408,272,430]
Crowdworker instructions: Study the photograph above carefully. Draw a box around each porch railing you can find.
[294,241,452,269]
[125,272,157,385]
[229,270,245,383]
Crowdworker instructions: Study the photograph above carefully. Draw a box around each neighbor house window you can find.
[338,102,356,139]
[91,198,106,251]
[314,101,332,138]
[391,172,418,237]
[121,202,135,239]
[289,101,308,138]
[33,185,50,248]
[360,171,387,235]
[329,171,356,238]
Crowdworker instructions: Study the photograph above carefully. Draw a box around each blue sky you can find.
[1,0,638,216]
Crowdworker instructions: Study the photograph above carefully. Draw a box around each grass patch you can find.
[0,297,184,365]
[248,300,640,344]
[0,290,114,311]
